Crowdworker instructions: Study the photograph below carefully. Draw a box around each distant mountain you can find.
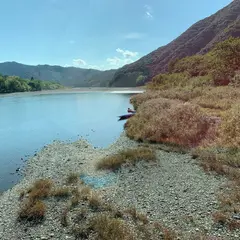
[109,0,240,87]
[0,62,116,87]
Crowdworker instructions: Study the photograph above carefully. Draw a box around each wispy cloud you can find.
[124,32,144,40]
[116,48,138,58]
[144,4,153,19]
[72,58,86,67]
[65,48,140,70]
[106,57,134,67]
[106,48,140,68]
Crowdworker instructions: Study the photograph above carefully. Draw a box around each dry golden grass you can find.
[88,193,102,211]
[80,186,92,200]
[218,105,240,147]
[212,212,228,225]
[28,179,53,200]
[96,147,156,171]
[126,99,210,147]
[51,187,71,198]
[89,214,134,240]
[18,199,46,222]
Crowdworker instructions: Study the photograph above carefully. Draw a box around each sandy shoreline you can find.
[0,87,145,98]
[0,132,239,239]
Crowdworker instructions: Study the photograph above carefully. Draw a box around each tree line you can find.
[0,75,63,93]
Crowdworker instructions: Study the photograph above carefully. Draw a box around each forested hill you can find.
[0,62,116,88]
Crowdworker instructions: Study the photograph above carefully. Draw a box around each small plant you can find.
[60,208,69,227]
[74,208,88,223]
[18,199,46,222]
[80,186,91,200]
[51,187,71,198]
[88,193,102,211]
[66,173,79,185]
[28,179,53,200]
[19,190,25,201]
[72,225,91,239]
[212,212,227,225]
[89,214,134,240]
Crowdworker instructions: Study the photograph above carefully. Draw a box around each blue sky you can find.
[0,0,233,70]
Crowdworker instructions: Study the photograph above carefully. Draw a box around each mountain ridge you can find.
[109,0,240,87]
[0,61,116,87]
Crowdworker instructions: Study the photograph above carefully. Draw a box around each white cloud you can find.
[64,47,140,70]
[116,48,138,58]
[73,58,86,67]
[105,48,140,68]
[106,57,134,67]
[124,32,144,39]
[144,4,153,19]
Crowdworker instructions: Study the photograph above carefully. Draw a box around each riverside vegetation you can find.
[0,74,63,93]
[126,37,240,232]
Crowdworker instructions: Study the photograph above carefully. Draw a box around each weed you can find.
[89,214,134,240]
[28,179,53,200]
[60,208,69,227]
[66,173,79,185]
[18,199,46,222]
[51,187,71,198]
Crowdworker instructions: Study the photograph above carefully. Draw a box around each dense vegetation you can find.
[125,37,240,231]
[0,75,63,93]
[110,0,240,87]
[0,62,116,88]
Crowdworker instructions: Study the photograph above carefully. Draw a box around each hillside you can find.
[0,62,116,88]
[109,0,240,87]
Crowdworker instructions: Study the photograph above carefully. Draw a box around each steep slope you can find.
[0,62,116,87]
[109,0,240,87]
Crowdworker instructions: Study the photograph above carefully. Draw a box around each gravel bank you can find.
[0,132,239,239]
[0,133,137,240]
[104,149,240,239]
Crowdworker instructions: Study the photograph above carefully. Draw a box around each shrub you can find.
[18,199,46,222]
[51,187,71,198]
[96,147,156,171]
[28,179,53,200]
[88,193,102,211]
[89,214,134,240]
[66,173,79,185]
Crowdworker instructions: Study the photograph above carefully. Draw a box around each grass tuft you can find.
[89,214,134,240]
[51,187,71,198]
[28,179,53,200]
[66,172,79,185]
[18,199,46,222]
[96,147,156,171]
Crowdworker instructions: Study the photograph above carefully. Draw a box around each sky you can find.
[0,0,233,70]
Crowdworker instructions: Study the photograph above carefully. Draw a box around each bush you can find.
[66,173,79,185]
[28,179,53,200]
[51,187,71,198]
[18,199,46,222]
[89,214,134,240]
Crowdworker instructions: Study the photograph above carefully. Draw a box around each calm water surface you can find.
[0,92,135,191]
